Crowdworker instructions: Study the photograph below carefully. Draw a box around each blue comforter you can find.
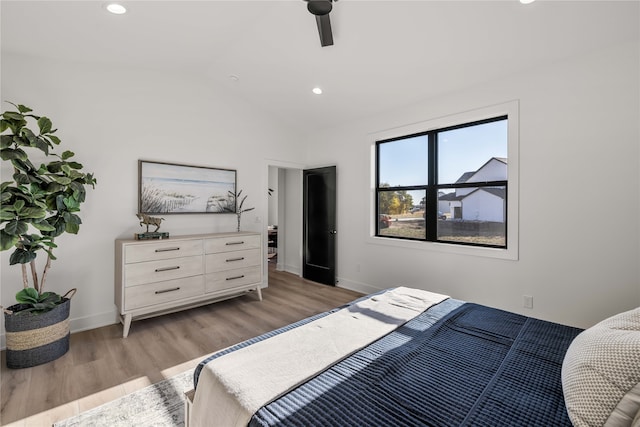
[196,299,582,426]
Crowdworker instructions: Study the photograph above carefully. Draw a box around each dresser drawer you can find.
[124,275,204,311]
[205,234,261,254]
[205,266,261,294]
[125,256,203,287]
[125,239,203,264]
[205,248,260,273]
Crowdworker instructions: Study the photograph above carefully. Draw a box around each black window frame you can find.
[375,115,508,249]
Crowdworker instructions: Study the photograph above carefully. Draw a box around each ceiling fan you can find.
[305,0,336,47]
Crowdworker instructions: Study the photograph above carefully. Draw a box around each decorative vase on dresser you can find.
[115,232,262,337]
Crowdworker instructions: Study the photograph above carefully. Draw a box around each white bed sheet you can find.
[190,287,448,427]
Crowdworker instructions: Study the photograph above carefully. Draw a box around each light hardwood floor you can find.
[1,266,362,426]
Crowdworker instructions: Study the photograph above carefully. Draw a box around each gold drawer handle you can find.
[225,241,245,246]
[155,247,180,252]
[226,257,245,262]
[226,275,245,281]
[155,266,180,272]
[155,287,181,294]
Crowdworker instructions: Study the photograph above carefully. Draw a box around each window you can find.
[375,116,509,249]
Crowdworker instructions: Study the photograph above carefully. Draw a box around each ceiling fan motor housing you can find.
[307,0,333,16]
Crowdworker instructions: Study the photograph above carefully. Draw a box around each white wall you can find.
[2,39,638,337]
[0,53,306,340]
[281,169,303,275]
[305,41,640,329]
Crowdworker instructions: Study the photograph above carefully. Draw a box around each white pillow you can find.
[561,307,640,427]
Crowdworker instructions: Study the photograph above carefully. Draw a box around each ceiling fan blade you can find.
[316,14,333,47]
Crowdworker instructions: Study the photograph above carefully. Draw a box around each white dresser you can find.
[115,232,262,337]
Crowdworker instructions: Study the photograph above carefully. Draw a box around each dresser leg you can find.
[122,314,132,338]
[256,286,263,301]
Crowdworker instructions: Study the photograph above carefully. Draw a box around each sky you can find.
[378,119,507,206]
[379,119,507,186]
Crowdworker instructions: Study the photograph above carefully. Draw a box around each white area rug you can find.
[54,369,194,427]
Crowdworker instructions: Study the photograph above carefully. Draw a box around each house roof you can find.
[2,1,637,133]
[455,157,508,184]
[439,192,461,202]
[455,172,476,184]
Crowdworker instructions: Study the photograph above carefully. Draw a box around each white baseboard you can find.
[283,264,301,276]
[1,309,118,350]
[335,277,382,295]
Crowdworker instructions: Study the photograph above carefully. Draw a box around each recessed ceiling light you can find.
[519,0,535,4]
[228,75,239,82]
[106,3,127,14]
[312,87,323,95]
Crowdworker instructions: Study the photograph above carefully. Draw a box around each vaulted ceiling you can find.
[2,1,638,131]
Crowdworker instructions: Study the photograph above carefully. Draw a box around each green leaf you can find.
[33,137,50,154]
[12,158,37,174]
[85,173,97,187]
[49,175,72,185]
[1,190,12,204]
[0,229,19,250]
[13,199,25,211]
[15,288,62,312]
[37,117,52,134]
[16,288,40,304]
[5,219,28,235]
[48,135,61,145]
[0,208,15,221]
[17,206,47,219]
[39,292,61,305]
[0,119,9,133]
[65,221,80,234]
[40,239,57,248]
[46,161,63,173]
[42,247,57,260]
[63,196,81,211]
[3,111,24,121]
[16,105,32,114]
[21,127,37,144]
[46,182,65,193]
[12,172,31,185]
[9,247,37,265]
[61,150,74,160]
[67,161,82,169]
[31,220,56,232]
[1,134,13,149]
[0,147,28,161]
[47,216,66,237]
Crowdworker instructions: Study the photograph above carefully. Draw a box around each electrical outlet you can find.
[523,295,533,309]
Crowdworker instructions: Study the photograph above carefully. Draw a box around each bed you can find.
[186,288,640,427]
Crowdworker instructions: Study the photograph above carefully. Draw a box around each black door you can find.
[303,166,336,286]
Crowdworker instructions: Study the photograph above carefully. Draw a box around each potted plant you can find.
[216,189,254,231]
[0,102,96,368]
[230,189,254,232]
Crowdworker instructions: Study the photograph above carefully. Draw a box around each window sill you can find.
[366,235,518,260]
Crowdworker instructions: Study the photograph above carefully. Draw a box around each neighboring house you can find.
[441,157,507,221]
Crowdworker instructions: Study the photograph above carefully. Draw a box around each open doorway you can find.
[267,166,280,267]
[266,163,303,280]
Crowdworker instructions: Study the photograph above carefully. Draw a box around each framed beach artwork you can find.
[138,160,237,214]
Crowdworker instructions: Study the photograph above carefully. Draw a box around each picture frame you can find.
[138,160,237,214]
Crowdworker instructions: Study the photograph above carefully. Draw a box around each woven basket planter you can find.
[4,298,71,369]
